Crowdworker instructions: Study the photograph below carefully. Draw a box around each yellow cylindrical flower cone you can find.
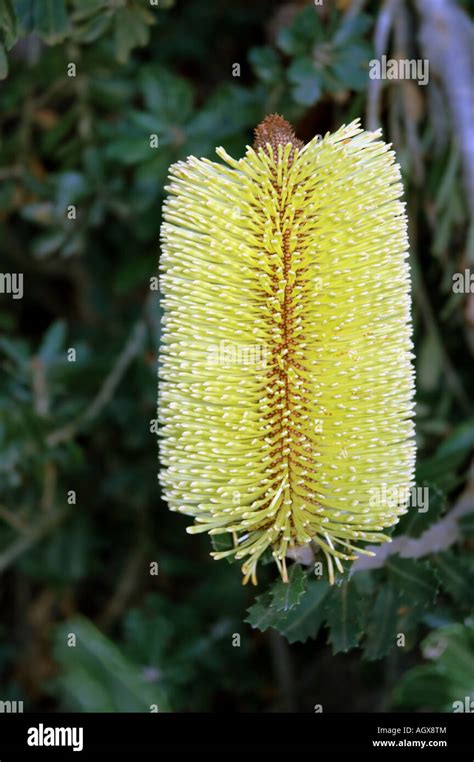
[159,115,416,585]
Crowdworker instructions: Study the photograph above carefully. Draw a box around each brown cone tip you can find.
[253,114,304,157]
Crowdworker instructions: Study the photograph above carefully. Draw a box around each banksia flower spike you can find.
[159,115,415,585]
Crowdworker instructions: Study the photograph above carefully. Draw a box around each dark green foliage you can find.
[52,615,171,712]
[393,482,446,537]
[393,618,474,711]
[363,584,399,661]
[246,575,331,644]
[431,552,474,609]
[324,582,364,653]
[270,563,307,612]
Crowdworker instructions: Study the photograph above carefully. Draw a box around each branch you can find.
[366,0,399,131]
[415,0,474,210]
[46,317,147,447]
[0,508,69,575]
[98,502,149,631]
[0,505,30,534]
[267,629,297,712]
[0,306,150,569]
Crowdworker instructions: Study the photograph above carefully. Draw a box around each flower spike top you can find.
[253,113,304,158]
[159,115,416,585]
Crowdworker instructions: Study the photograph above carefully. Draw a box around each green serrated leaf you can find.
[330,44,370,91]
[436,419,474,460]
[325,582,362,653]
[0,0,17,49]
[139,66,194,124]
[114,9,132,63]
[276,5,322,56]
[38,320,66,363]
[287,57,322,106]
[459,514,474,538]
[13,0,36,33]
[32,230,66,259]
[73,11,111,44]
[270,563,307,612]
[416,418,474,489]
[245,592,287,632]
[35,0,70,44]
[394,482,446,538]
[431,551,474,607]
[278,578,330,643]
[352,570,376,596]
[114,7,150,63]
[333,12,372,45]
[386,558,438,606]
[397,600,431,636]
[248,46,282,84]
[364,584,398,661]
[0,336,30,367]
[71,0,110,22]
[245,577,330,643]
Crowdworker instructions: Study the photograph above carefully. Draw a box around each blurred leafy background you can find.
[0,0,473,712]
